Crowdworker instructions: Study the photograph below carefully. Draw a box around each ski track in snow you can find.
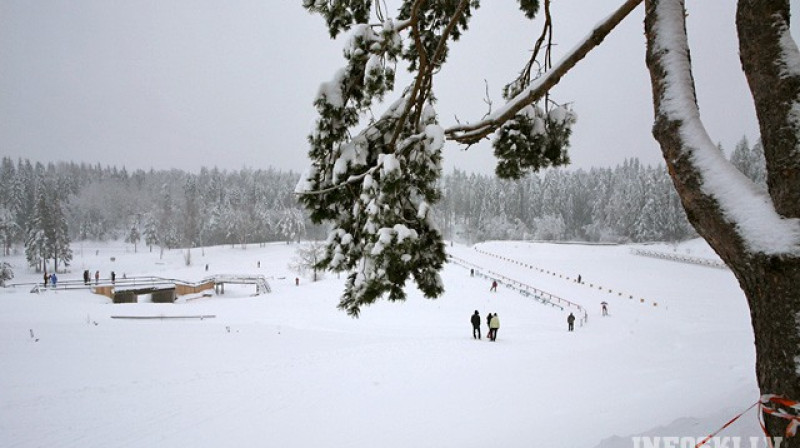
[0,240,761,447]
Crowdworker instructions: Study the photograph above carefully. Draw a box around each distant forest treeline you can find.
[0,137,765,271]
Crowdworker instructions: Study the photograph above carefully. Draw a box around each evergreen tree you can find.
[14,160,38,248]
[0,157,16,210]
[0,206,15,256]
[50,197,73,272]
[633,169,663,241]
[25,228,47,272]
[183,176,200,247]
[143,213,159,253]
[125,224,141,253]
[25,178,72,272]
[275,208,307,243]
[0,261,13,287]
[729,136,767,190]
[154,186,180,257]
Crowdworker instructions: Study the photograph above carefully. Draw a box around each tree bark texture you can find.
[737,0,800,219]
[644,0,800,444]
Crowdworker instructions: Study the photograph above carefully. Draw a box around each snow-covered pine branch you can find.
[298,2,487,315]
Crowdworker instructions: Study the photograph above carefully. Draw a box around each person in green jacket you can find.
[489,313,500,341]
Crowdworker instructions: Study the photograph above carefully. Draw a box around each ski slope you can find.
[0,240,763,447]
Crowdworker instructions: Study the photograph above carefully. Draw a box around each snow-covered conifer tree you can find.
[0,261,13,287]
[729,136,767,190]
[125,224,141,253]
[0,206,15,256]
[183,177,201,248]
[143,213,159,253]
[50,198,72,272]
[296,5,460,315]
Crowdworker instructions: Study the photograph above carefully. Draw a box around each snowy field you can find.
[0,240,764,447]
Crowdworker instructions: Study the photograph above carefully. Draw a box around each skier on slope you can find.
[470,310,481,340]
[567,313,575,332]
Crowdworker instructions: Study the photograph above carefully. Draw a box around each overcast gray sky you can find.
[1,1,798,175]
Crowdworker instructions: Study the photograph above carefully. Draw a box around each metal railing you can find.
[448,254,589,327]
[7,274,272,295]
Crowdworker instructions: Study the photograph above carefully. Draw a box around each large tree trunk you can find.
[736,0,800,441]
[737,0,800,219]
[644,0,800,444]
[738,257,800,435]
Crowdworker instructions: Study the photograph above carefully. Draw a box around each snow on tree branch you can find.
[444,0,642,146]
[648,0,800,255]
[297,1,509,315]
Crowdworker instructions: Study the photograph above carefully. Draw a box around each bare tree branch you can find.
[389,0,471,150]
[523,0,553,86]
[445,0,643,145]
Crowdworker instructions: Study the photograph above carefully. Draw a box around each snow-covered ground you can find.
[0,240,764,447]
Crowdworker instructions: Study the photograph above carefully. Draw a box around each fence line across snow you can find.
[448,254,589,327]
[629,248,727,269]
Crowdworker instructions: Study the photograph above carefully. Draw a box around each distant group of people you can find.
[473,309,579,338]
[42,270,120,288]
[470,310,500,341]
[470,279,608,337]
[82,269,102,285]
[43,271,57,288]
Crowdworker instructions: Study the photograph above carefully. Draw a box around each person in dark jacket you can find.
[486,312,493,339]
[567,313,575,332]
[470,310,481,339]
[83,270,90,285]
[111,271,116,284]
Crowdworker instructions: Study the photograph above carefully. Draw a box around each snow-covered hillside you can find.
[0,240,763,447]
